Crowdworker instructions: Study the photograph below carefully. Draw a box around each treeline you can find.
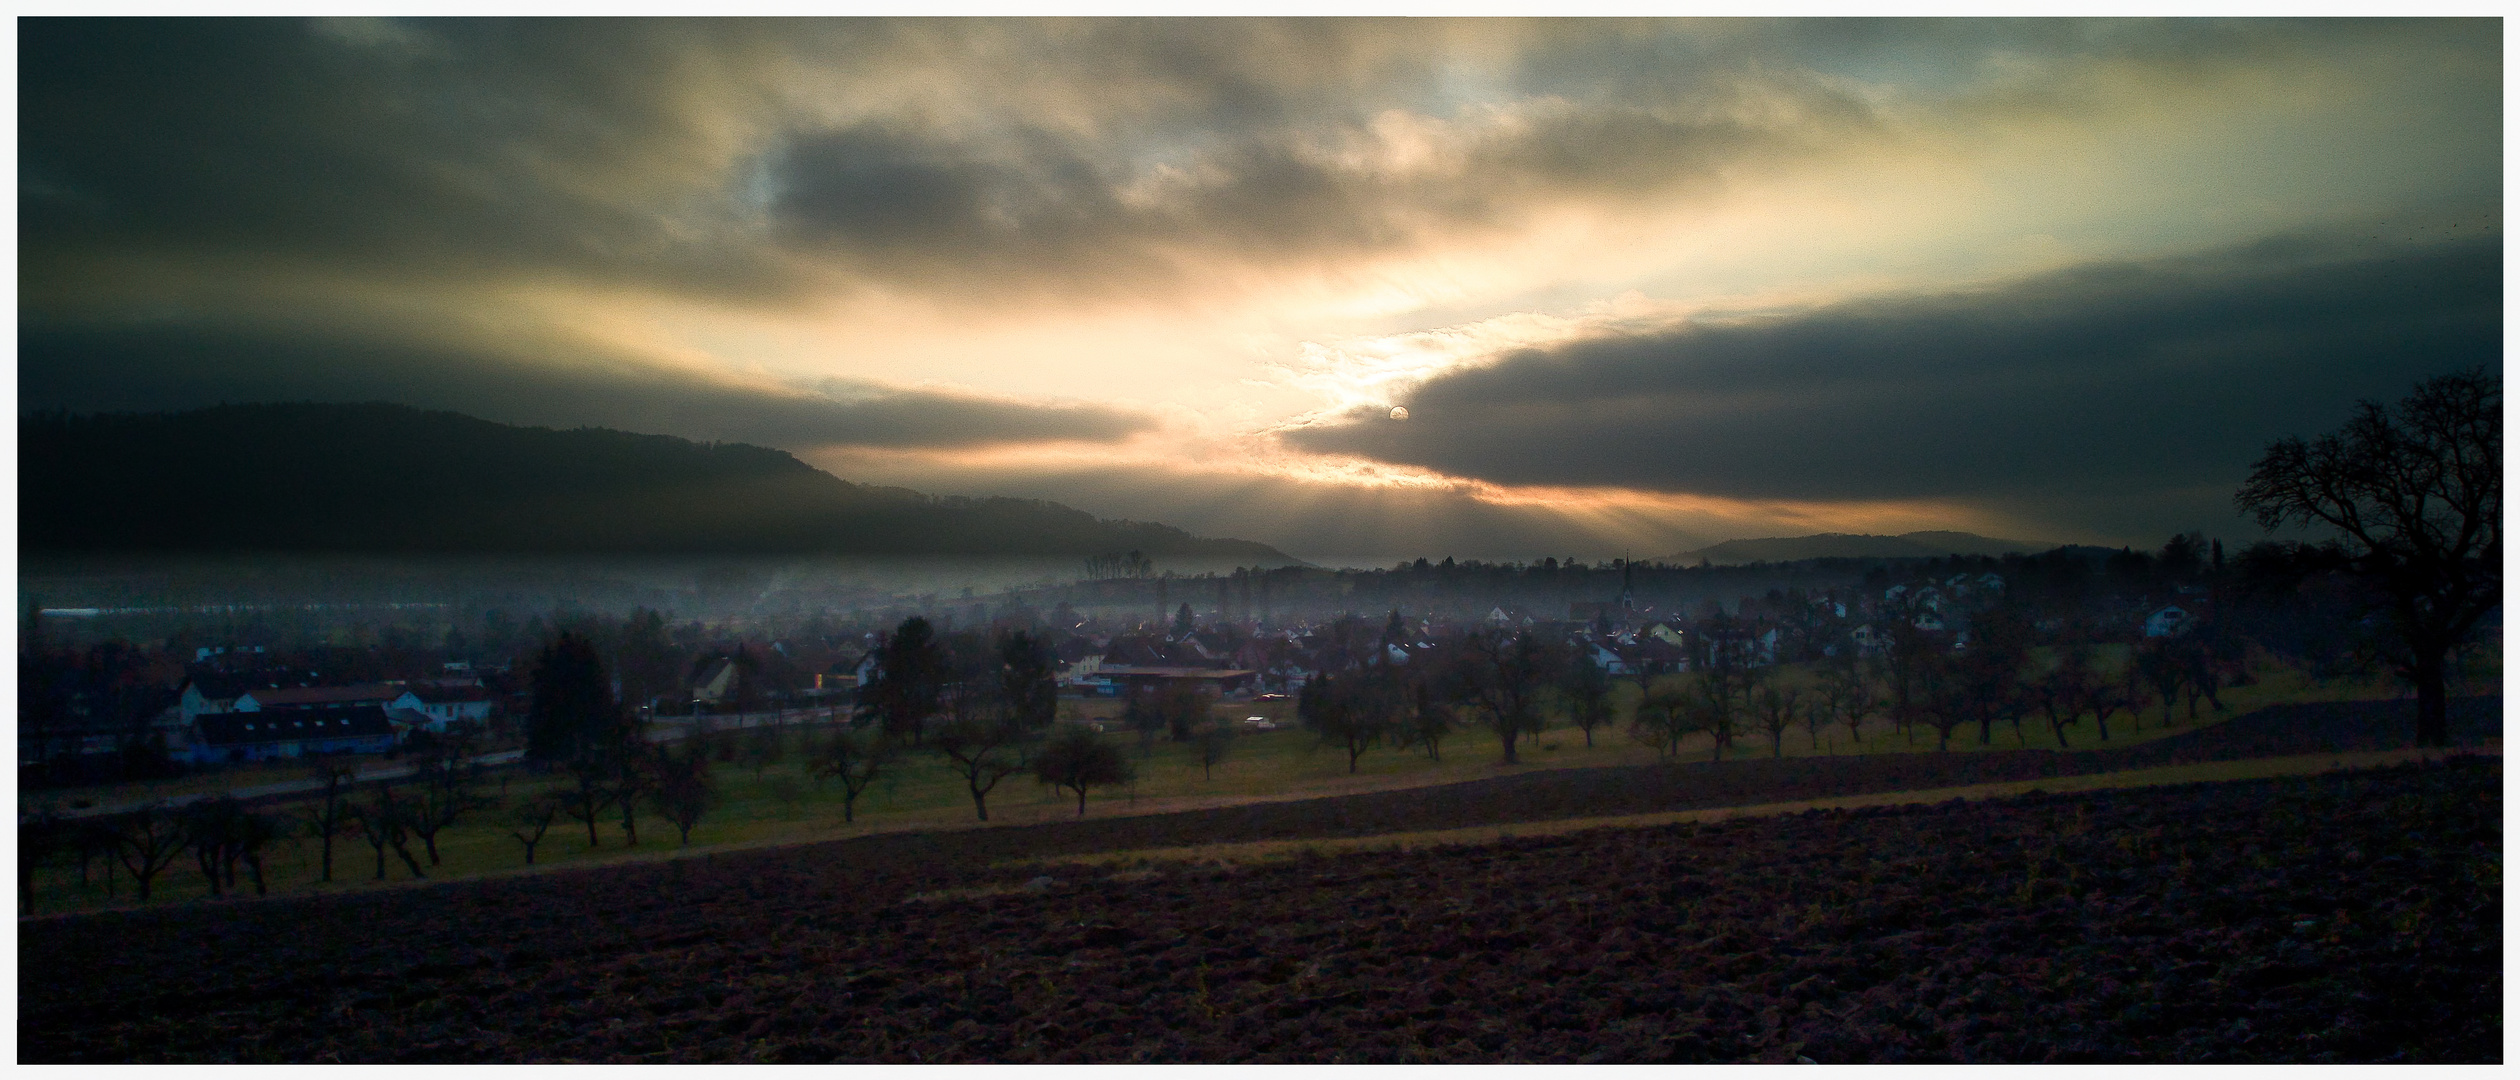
[20,403,1287,559]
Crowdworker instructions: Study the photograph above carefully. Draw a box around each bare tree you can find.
[1035,727,1134,816]
[2133,639,2185,728]
[1954,608,2035,747]
[182,797,244,900]
[405,740,490,865]
[1393,680,1455,761]
[2237,367,2499,747]
[1195,720,1235,780]
[649,741,714,845]
[348,786,426,881]
[811,726,896,824]
[1558,646,1616,748]
[304,760,356,883]
[1752,684,1801,758]
[934,716,1030,823]
[612,742,657,847]
[1299,669,1390,774]
[508,795,560,866]
[1628,680,1702,762]
[561,754,612,849]
[1453,630,1556,765]
[108,804,188,902]
[1811,655,1876,751]
[1799,692,1831,753]
[2035,626,2130,748]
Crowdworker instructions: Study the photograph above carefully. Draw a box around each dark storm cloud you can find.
[20,18,2496,307]
[1285,235,2502,512]
[19,18,813,302]
[16,322,1152,451]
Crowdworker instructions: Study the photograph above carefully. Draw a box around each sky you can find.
[17,18,2504,560]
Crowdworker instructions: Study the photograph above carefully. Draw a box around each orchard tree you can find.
[1035,727,1134,817]
[1955,607,2035,747]
[1812,654,1877,750]
[812,726,896,824]
[1454,630,1557,765]
[404,735,489,865]
[933,715,1030,823]
[508,795,560,866]
[1195,720,1235,780]
[350,786,427,881]
[2133,640,2186,728]
[2237,367,2499,747]
[1299,669,1389,774]
[1394,680,1455,761]
[1558,647,1616,748]
[1629,680,1701,762]
[2032,630,2104,748]
[650,741,715,845]
[108,803,188,902]
[303,760,356,883]
[1752,684,1800,758]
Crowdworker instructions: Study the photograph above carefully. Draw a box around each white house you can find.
[2144,606,2195,638]
[385,684,495,733]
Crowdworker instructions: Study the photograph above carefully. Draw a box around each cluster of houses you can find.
[33,563,2229,771]
[174,673,498,764]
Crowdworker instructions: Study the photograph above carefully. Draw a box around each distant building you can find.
[1077,666,1258,698]
[190,705,398,764]
[233,683,403,713]
[385,684,495,732]
[691,658,741,707]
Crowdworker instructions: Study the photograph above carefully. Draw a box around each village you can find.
[22,544,2237,785]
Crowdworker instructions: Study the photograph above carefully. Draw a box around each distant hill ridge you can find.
[20,403,1291,561]
[1663,530,2050,566]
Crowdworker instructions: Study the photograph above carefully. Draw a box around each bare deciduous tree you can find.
[811,726,896,824]
[1034,727,1134,817]
[2237,367,2499,747]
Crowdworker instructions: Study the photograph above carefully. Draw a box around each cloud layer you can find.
[1286,235,2501,534]
[17,18,2503,552]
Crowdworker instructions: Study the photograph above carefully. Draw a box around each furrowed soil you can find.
[19,698,2502,1063]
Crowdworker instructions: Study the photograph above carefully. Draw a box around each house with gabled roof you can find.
[178,672,257,723]
[691,657,741,707]
[385,684,495,732]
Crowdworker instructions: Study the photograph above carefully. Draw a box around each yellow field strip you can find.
[1008,747,2502,872]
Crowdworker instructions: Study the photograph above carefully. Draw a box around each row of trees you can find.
[1288,608,2257,773]
[1296,629,1605,771]
[530,620,1139,828]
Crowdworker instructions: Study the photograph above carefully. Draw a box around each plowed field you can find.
[20,752,2499,1063]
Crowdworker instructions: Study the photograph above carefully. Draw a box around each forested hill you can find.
[1665,530,2049,565]
[21,403,1292,560]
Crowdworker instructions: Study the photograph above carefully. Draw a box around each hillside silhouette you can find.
[21,403,1291,560]
[1665,530,2048,565]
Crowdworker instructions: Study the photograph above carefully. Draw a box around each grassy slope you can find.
[19,658,2486,915]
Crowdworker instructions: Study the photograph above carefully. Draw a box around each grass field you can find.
[18,657,2477,915]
